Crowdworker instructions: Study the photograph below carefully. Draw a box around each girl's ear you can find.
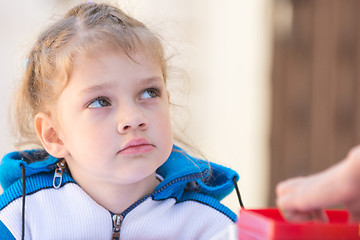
[34,113,69,158]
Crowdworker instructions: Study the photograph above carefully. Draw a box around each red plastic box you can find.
[237,208,360,240]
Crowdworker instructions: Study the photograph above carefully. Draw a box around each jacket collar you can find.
[0,150,58,191]
[154,145,238,201]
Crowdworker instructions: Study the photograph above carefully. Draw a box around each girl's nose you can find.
[117,106,149,134]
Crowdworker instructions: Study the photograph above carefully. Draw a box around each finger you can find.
[276,177,304,195]
[281,209,328,223]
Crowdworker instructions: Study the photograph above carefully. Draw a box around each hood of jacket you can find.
[0,146,239,201]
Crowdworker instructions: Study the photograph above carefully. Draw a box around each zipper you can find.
[52,159,66,189]
[153,169,209,196]
[123,169,209,216]
[111,214,123,240]
[108,169,208,238]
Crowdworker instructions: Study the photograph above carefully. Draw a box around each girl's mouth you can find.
[119,138,154,155]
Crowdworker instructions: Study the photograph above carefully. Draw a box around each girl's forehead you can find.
[74,45,160,68]
[62,43,166,91]
[69,48,164,85]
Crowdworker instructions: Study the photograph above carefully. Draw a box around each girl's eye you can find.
[88,97,111,108]
[141,88,159,99]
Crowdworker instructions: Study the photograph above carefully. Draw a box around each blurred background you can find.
[1,0,359,214]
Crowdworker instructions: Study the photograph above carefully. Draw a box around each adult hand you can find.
[276,145,360,222]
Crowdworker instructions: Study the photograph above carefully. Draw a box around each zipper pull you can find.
[53,159,66,189]
[112,214,123,240]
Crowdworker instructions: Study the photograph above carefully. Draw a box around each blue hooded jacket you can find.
[0,146,239,239]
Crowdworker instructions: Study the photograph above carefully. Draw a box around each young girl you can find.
[0,2,238,239]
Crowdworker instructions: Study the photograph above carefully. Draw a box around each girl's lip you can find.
[119,138,154,155]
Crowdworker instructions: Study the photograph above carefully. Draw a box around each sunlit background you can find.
[0,0,273,214]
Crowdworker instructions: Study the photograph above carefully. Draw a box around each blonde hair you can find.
[12,2,167,149]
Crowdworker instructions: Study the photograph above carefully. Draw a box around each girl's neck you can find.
[70,171,160,214]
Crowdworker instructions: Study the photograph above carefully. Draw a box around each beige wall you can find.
[0,0,272,212]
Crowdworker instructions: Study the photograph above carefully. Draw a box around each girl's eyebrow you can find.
[139,76,164,86]
[78,83,113,96]
[78,77,164,96]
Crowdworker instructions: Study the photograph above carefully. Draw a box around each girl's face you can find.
[55,49,173,187]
